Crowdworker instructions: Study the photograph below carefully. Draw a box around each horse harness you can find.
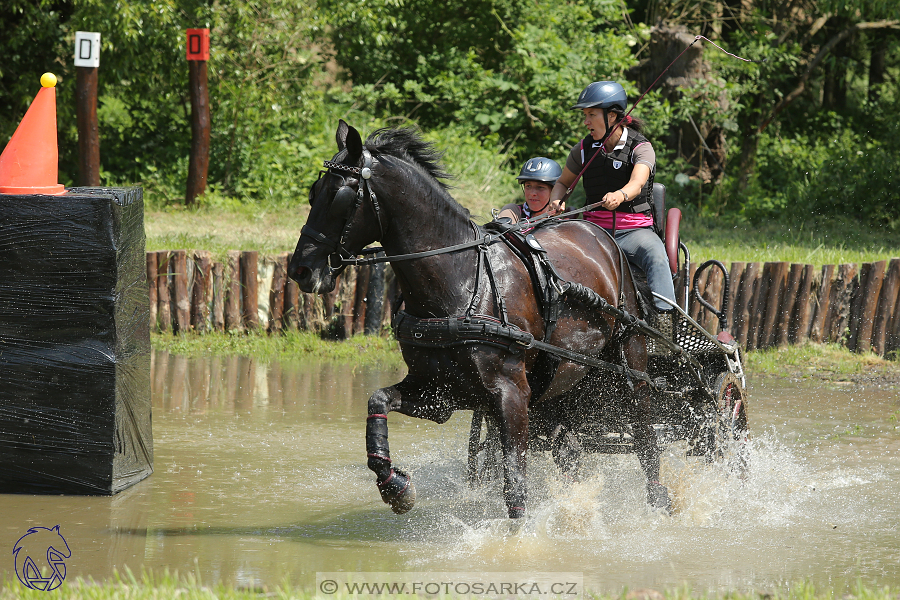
[302,155,698,391]
[300,149,388,271]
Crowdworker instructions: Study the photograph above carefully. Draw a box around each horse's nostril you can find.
[292,265,311,283]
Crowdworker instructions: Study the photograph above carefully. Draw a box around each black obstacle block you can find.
[0,187,152,495]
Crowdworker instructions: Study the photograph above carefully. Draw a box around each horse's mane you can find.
[364,126,472,220]
[368,126,460,184]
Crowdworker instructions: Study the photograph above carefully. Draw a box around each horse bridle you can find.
[300,148,387,271]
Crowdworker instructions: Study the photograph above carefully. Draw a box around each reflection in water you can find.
[0,352,898,593]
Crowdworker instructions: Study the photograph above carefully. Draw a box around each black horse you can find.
[289,121,670,518]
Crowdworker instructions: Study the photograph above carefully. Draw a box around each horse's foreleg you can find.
[630,381,672,512]
[493,382,530,519]
[366,385,416,514]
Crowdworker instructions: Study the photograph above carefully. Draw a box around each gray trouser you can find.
[608,227,677,311]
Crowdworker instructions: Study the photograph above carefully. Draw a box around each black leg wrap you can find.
[366,415,392,479]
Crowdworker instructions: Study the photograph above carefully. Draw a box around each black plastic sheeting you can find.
[0,187,152,495]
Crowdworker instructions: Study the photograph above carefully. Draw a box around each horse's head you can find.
[289,120,385,293]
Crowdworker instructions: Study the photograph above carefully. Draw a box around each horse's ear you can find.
[336,119,350,150]
[345,124,364,162]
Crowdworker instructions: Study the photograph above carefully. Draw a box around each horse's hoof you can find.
[378,468,416,514]
[389,481,416,514]
[647,482,672,514]
[508,506,526,519]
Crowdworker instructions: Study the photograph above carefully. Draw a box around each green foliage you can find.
[0,0,897,222]
[0,0,75,183]
[740,98,900,225]
[322,0,639,161]
[68,0,199,192]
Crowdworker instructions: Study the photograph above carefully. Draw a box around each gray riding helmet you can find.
[516,157,562,186]
[571,81,628,111]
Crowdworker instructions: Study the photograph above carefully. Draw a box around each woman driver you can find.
[548,81,677,335]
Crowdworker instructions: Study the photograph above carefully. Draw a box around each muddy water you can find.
[1,352,898,592]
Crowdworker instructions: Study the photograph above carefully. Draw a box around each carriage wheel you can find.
[466,410,502,485]
[711,371,750,478]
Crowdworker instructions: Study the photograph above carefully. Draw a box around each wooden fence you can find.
[147,251,900,357]
[146,250,391,339]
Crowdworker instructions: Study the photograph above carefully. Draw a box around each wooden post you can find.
[824,264,858,344]
[147,252,158,332]
[872,258,900,355]
[224,250,243,332]
[338,266,358,337]
[747,262,775,350]
[756,262,784,349]
[269,253,288,333]
[284,276,300,331]
[727,261,745,333]
[171,250,190,332]
[849,260,885,353]
[240,251,259,330]
[323,274,339,320]
[211,260,225,332]
[74,32,101,186]
[156,251,171,333]
[888,274,900,354]
[365,262,386,335]
[790,264,816,345]
[301,292,326,332]
[186,29,210,206]
[190,250,213,331]
[776,263,804,347]
[734,262,760,347]
[808,265,835,343]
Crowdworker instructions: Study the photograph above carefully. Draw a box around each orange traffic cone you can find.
[0,73,66,195]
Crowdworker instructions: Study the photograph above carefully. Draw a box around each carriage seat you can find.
[651,182,681,276]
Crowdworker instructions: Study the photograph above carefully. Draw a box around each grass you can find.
[1,571,898,599]
[745,341,900,383]
[144,201,898,268]
[679,214,899,267]
[144,203,309,259]
[151,330,404,367]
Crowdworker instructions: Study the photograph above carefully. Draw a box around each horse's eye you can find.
[330,185,357,219]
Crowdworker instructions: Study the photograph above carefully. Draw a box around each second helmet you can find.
[517,157,562,185]
[571,81,627,112]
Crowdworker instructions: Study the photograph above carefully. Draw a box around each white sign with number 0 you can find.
[74,32,101,68]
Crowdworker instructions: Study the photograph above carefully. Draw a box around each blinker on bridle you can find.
[301,149,386,271]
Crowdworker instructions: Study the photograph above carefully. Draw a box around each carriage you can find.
[464,183,749,485]
[290,121,749,519]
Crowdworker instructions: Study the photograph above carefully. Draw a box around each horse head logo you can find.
[13,525,71,591]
